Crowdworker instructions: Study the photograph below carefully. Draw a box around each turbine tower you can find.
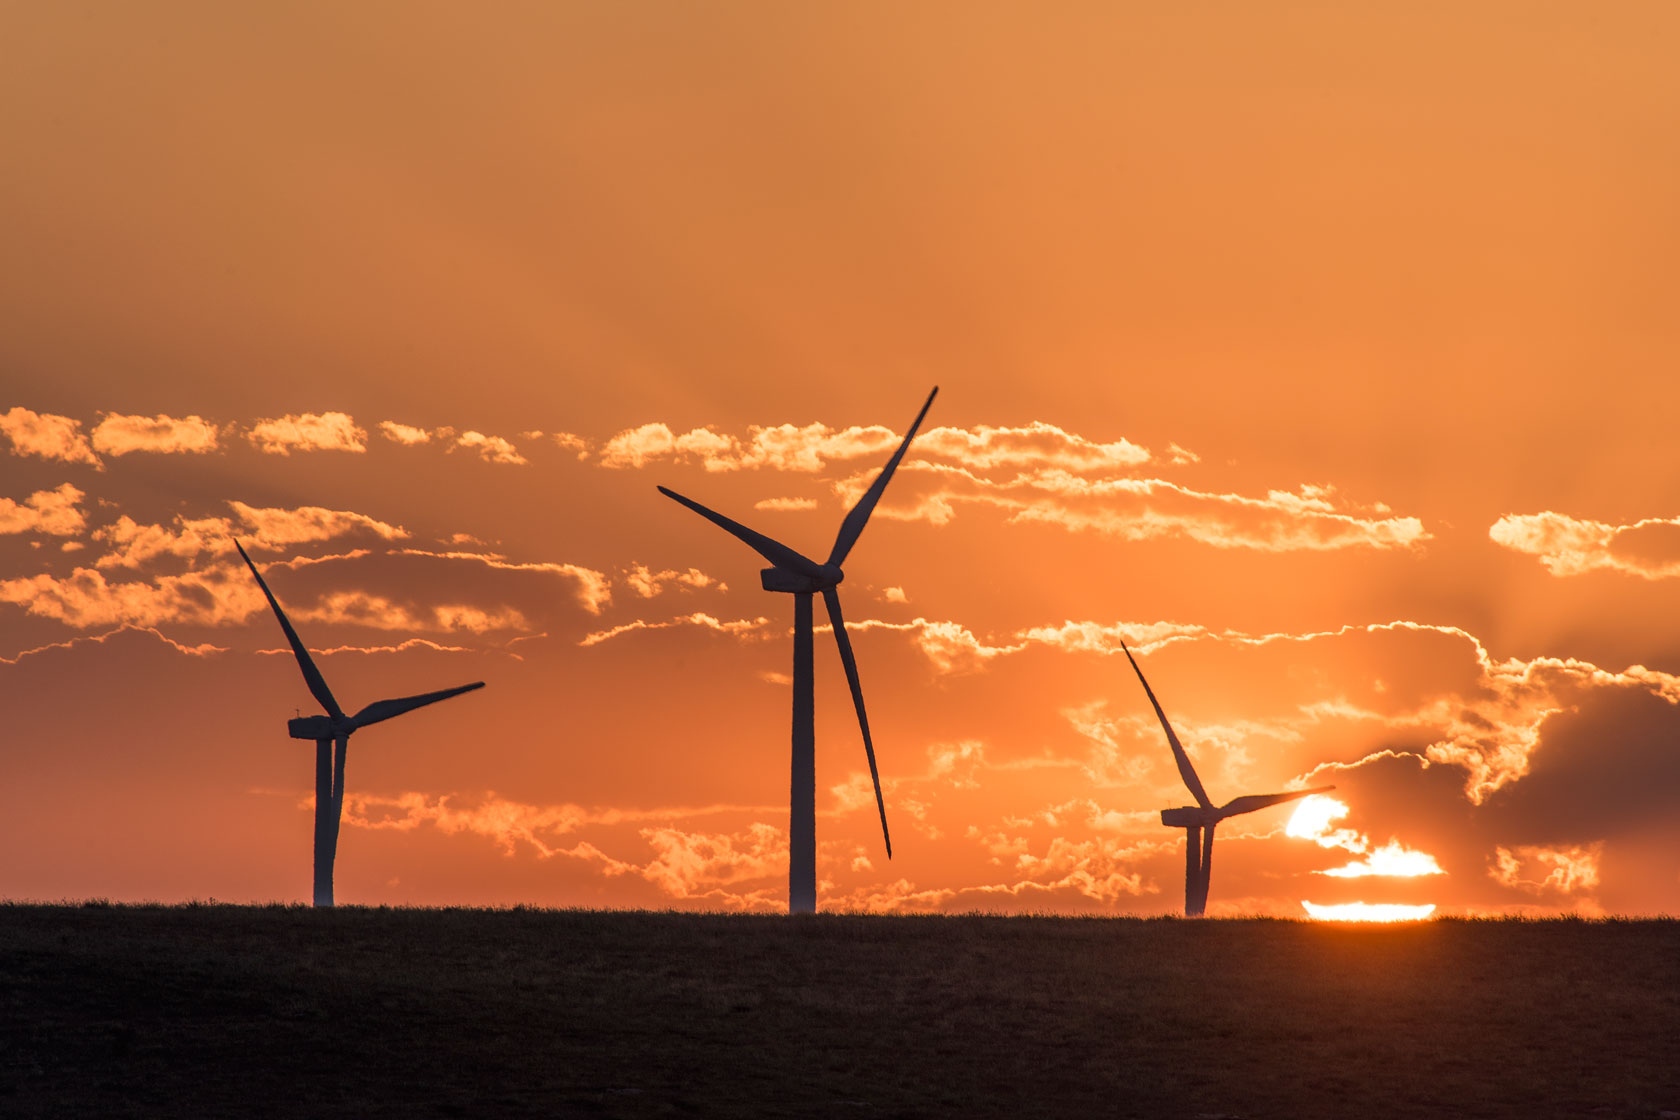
[658,387,937,914]
[236,540,484,907]
[1122,641,1332,916]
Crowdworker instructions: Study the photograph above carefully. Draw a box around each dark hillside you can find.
[2,905,1676,1118]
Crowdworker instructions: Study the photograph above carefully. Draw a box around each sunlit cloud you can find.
[926,740,989,790]
[831,617,1025,674]
[395,548,610,615]
[0,565,261,629]
[914,422,1150,472]
[1061,702,1164,788]
[1065,695,1326,798]
[598,423,737,470]
[378,421,434,445]
[1420,710,1562,806]
[727,423,899,472]
[246,411,367,455]
[299,591,530,634]
[259,636,475,657]
[594,414,1420,553]
[343,791,590,856]
[342,792,792,908]
[1293,628,1576,804]
[90,413,220,456]
[3,541,558,634]
[623,563,723,599]
[1016,619,1211,656]
[0,407,101,468]
[93,515,234,568]
[0,624,227,665]
[1301,901,1437,922]
[517,433,598,460]
[1490,510,1680,579]
[833,737,1053,824]
[827,771,885,817]
[0,484,86,537]
[578,612,774,647]
[637,823,788,898]
[950,797,1180,908]
[92,503,406,569]
[970,834,1158,903]
[597,418,1156,476]
[341,791,781,858]
[548,432,590,459]
[824,879,960,913]
[232,502,408,546]
[835,463,1428,552]
[1490,843,1602,894]
[451,430,528,465]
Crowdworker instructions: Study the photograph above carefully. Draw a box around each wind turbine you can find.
[235,540,484,907]
[1121,641,1332,916]
[658,387,937,914]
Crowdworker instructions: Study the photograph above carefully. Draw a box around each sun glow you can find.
[1302,901,1437,922]
[1319,840,1444,878]
[1288,796,1444,878]
[1286,795,1364,852]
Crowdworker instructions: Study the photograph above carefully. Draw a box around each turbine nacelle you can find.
[1162,788,1333,829]
[289,714,339,740]
[761,565,843,594]
[1160,806,1210,829]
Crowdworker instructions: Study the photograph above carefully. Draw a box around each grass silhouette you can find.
[2,904,1676,1118]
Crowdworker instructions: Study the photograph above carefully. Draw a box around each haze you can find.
[4,3,1679,916]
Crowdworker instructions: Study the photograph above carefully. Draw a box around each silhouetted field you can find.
[2,905,1676,1119]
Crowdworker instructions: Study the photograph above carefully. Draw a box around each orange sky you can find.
[5,3,1680,916]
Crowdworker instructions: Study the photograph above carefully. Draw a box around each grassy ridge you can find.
[2,905,1677,1118]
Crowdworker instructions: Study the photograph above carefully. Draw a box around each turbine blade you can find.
[348,681,486,730]
[657,486,825,578]
[1121,641,1212,810]
[235,538,344,721]
[823,587,891,858]
[1217,786,1336,819]
[826,386,938,567]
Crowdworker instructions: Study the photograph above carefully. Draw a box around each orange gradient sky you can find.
[5,3,1680,916]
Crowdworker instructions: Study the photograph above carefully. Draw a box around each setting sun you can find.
[1287,796,1358,848]
[1301,902,1439,923]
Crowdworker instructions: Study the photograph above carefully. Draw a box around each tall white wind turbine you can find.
[236,540,484,907]
[1122,641,1332,916]
[658,387,937,914]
